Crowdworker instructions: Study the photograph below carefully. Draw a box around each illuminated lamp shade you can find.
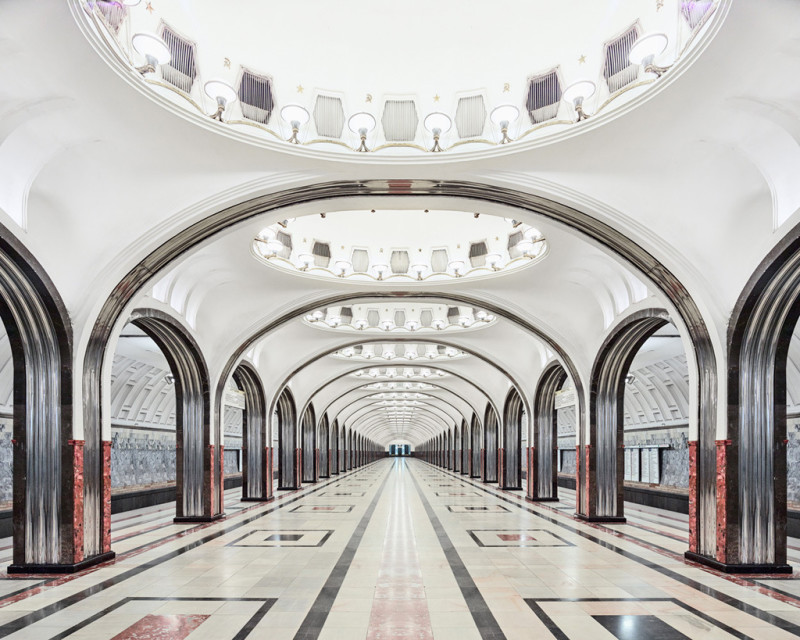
[629,33,671,77]
[485,253,503,270]
[432,318,447,330]
[334,260,352,276]
[411,263,427,280]
[354,318,368,330]
[131,33,171,73]
[349,112,377,152]
[281,105,310,143]
[490,105,520,143]
[448,260,466,276]
[297,253,314,270]
[204,80,237,121]
[458,315,473,327]
[263,238,284,255]
[562,81,596,122]
[404,348,418,358]
[327,315,342,327]
[405,320,421,332]
[380,319,396,331]
[424,112,452,152]
[373,262,389,280]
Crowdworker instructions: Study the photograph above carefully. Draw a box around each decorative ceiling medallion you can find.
[83,0,719,157]
[254,210,546,282]
[332,343,467,362]
[303,303,496,333]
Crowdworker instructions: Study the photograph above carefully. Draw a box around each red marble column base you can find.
[8,439,117,575]
[71,440,85,563]
[102,441,112,553]
[688,441,699,553]
[295,448,302,488]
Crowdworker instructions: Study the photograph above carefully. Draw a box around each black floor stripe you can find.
[0,462,380,637]
[425,462,800,635]
[408,460,506,640]
[293,460,393,640]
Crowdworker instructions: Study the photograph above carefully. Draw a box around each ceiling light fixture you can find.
[486,253,503,270]
[373,262,389,281]
[562,81,596,122]
[405,320,420,332]
[411,263,427,280]
[490,105,520,144]
[348,112,377,152]
[204,80,237,121]
[281,105,310,143]
[629,33,671,77]
[131,33,171,74]
[297,253,314,270]
[354,318,368,330]
[423,112,452,152]
[448,260,466,277]
[334,259,352,277]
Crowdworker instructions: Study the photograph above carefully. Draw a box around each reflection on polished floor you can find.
[0,458,798,639]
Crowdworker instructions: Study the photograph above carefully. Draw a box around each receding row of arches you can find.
[2,181,800,578]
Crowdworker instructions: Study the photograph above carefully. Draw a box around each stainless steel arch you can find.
[83,179,716,566]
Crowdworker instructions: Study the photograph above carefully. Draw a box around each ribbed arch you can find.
[232,361,268,501]
[276,387,298,489]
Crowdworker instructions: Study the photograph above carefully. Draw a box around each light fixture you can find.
[327,315,342,327]
[382,348,395,360]
[475,310,488,321]
[281,105,310,144]
[348,112,377,152]
[204,80,237,121]
[312,310,324,321]
[334,260,352,277]
[131,33,171,74]
[341,347,355,357]
[423,112,452,152]
[562,81,596,122]
[629,33,671,78]
[404,348,418,359]
[485,253,503,270]
[405,319,420,332]
[490,105,520,144]
[411,263,427,280]
[164,373,174,385]
[354,318,368,330]
[458,315,473,328]
[432,318,447,330]
[625,373,636,385]
[448,260,466,277]
[373,262,389,281]
[380,319,396,331]
[263,238,284,256]
[297,253,314,270]
[445,348,459,358]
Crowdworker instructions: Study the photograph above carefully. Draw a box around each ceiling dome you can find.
[254,209,546,282]
[82,0,720,157]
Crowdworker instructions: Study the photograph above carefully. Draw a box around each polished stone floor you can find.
[0,458,798,638]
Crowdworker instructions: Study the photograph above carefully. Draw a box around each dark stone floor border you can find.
[292,461,392,640]
[408,461,507,640]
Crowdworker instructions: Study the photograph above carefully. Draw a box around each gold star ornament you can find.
[145,2,154,13]
[578,55,587,64]
[296,85,304,93]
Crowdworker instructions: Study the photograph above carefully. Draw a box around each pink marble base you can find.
[102,440,112,553]
[688,441,698,553]
[70,440,85,563]
[111,614,209,640]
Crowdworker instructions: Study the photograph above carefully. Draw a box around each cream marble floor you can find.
[0,460,797,639]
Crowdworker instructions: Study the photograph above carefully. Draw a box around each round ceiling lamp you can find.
[204,80,238,121]
[131,33,171,74]
[281,105,310,144]
[562,80,596,122]
[629,33,671,77]
[490,105,520,144]
[423,112,452,152]
[348,112,377,152]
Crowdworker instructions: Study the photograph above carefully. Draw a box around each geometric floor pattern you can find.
[0,458,798,639]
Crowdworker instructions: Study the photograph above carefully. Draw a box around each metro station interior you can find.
[1,0,800,638]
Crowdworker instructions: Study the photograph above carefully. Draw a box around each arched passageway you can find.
[530,362,568,501]
[483,404,499,483]
[301,403,317,483]
[277,388,299,490]
[232,362,270,502]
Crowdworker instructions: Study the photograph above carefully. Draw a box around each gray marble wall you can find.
[0,418,11,505]
[557,426,689,489]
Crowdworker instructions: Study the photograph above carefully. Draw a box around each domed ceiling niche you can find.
[82,0,722,157]
[303,302,497,333]
[254,210,546,282]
